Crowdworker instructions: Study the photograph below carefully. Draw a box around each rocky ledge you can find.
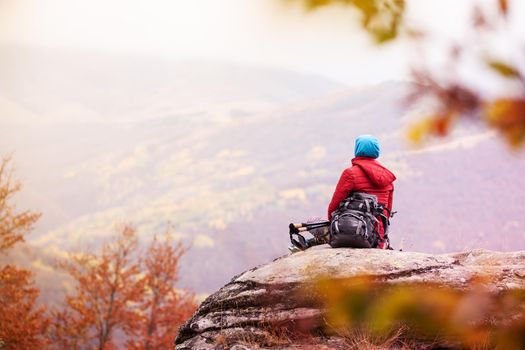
[175,246,525,349]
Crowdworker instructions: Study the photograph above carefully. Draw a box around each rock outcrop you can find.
[175,246,525,349]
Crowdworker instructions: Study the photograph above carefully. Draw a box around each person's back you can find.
[328,135,396,248]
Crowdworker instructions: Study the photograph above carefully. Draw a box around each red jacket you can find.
[328,157,396,239]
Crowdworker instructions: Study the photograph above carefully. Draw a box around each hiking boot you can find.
[288,245,302,254]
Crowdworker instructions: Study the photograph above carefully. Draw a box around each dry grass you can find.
[338,325,408,350]
[333,325,462,350]
[213,325,298,349]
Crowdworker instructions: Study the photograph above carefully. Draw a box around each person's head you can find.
[354,134,380,159]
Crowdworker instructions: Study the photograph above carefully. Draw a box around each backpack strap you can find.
[364,199,370,214]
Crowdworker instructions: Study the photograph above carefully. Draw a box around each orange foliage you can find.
[0,265,49,350]
[49,226,145,349]
[485,98,525,147]
[0,156,196,348]
[0,156,48,350]
[407,69,525,147]
[49,226,197,350]
[127,231,197,350]
[0,156,41,253]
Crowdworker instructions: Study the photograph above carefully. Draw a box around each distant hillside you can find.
[0,45,344,124]
[1,46,525,299]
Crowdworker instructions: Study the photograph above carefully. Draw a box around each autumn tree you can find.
[49,225,197,350]
[0,156,48,349]
[289,0,525,147]
[49,226,145,350]
[0,155,41,253]
[127,232,197,350]
[0,266,49,350]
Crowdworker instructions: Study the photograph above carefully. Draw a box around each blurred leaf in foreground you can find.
[288,0,525,148]
[311,276,525,349]
[291,0,405,43]
[485,98,525,148]
[486,59,522,78]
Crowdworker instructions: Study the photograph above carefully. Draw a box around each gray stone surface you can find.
[175,247,525,349]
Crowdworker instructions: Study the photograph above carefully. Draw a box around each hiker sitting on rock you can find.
[288,135,396,252]
[327,135,396,249]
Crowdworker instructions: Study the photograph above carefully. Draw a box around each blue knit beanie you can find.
[354,134,380,159]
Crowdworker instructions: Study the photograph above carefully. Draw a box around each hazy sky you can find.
[0,0,523,86]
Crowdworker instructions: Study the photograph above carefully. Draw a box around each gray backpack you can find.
[329,192,384,248]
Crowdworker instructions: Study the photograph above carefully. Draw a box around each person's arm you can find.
[327,168,354,220]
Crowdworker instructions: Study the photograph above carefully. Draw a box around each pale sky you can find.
[0,0,523,86]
